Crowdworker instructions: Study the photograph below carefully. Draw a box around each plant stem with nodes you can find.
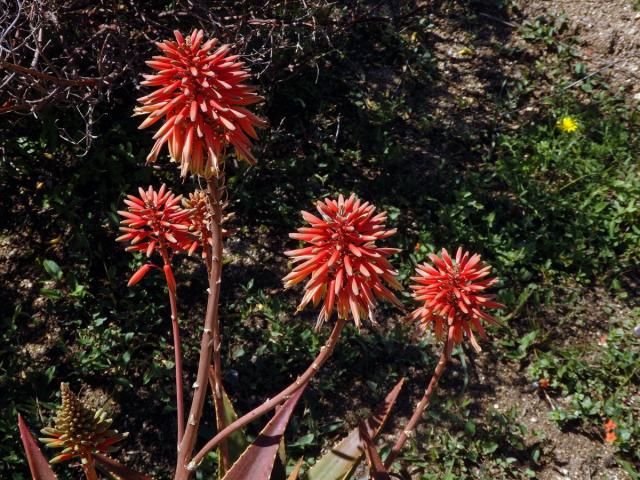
[206,366,232,472]
[196,187,230,470]
[160,245,185,447]
[174,176,225,480]
[189,317,346,470]
[207,176,230,471]
[384,325,456,469]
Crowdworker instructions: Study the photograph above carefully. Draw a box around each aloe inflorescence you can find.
[39,383,128,464]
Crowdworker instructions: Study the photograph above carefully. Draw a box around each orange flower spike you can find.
[284,194,402,329]
[136,29,267,177]
[410,247,504,352]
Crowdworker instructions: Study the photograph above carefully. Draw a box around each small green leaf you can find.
[482,441,499,455]
[616,458,640,480]
[288,433,315,448]
[464,421,476,436]
[40,288,62,299]
[43,259,63,280]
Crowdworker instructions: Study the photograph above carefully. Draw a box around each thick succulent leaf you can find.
[222,385,307,480]
[287,458,304,480]
[17,414,57,480]
[93,453,152,480]
[269,438,288,480]
[306,378,404,480]
[213,377,249,478]
[358,421,390,480]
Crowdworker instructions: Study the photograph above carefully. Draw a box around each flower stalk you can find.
[161,251,185,446]
[384,325,455,468]
[175,176,225,480]
[81,455,99,480]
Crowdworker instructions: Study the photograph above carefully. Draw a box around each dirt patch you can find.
[517,0,640,100]
[476,284,637,480]
[491,369,627,480]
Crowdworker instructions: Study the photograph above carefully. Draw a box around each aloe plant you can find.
[17,27,505,480]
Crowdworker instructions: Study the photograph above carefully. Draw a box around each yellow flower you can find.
[557,116,579,133]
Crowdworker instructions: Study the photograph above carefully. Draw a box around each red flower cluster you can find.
[181,189,211,257]
[284,194,402,329]
[117,185,194,286]
[410,248,503,352]
[181,189,234,261]
[136,29,266,177]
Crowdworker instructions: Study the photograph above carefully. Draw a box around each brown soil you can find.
[517,0,640,101]
[473,286,637,480]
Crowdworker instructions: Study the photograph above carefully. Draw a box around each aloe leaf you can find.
[358,421,390,480]
[221,384,307,480]
[17,414,57,480]
[306,378,404,480]
[269,438,288,480]
[93,453,152,480]
[213,380,249,478]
